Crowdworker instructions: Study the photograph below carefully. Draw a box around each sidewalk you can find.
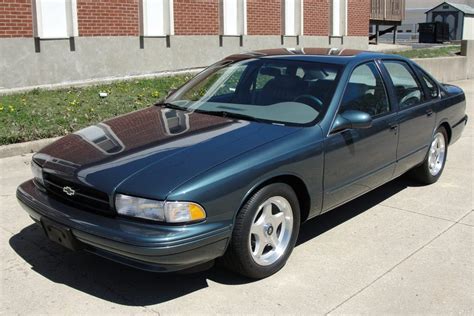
[0,80,472,315]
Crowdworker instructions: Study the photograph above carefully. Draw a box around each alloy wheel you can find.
[248,196,293,266]
[428,132,446,176]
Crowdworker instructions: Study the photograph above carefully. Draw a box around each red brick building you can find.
[0,0,370,89]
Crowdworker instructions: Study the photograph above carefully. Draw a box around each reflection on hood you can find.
[37,106,233,169]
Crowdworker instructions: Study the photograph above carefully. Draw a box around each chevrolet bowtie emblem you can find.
[62,186,75,196]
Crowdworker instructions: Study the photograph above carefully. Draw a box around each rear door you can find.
[323,62,398,211]
[380,60,437,177]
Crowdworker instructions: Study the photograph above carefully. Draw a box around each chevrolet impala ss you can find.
[17,48,468,279]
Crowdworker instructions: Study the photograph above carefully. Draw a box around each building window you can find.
[331,0,347,36]
[141,0,174,36]
[34,0,78,39]
[221,0,246,35]
[283,0,302,36]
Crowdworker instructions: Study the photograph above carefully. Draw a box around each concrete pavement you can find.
[1,80,473,315]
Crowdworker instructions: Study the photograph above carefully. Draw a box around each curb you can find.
[0,137,59,159]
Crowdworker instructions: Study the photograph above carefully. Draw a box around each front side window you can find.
[383,61,423,109]
[339,62,390,117]
[166,59,342,125]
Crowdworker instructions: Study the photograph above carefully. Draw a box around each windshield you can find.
[166,58,342,126]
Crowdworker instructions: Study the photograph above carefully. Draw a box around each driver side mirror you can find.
[331,110,372,133]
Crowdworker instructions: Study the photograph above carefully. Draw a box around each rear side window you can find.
[383,61,423,109]
[340,62,390,117]
[419,69,439,99]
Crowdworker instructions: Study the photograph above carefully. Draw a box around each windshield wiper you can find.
[156,102,187,111]
[194,109,264,123]
[157,104,267,123]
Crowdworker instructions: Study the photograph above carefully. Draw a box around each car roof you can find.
[223,48,398,65]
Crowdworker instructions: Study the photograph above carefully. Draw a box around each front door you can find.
[323,62,398,211]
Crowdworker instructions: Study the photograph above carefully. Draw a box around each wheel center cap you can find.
[266,224,274,236]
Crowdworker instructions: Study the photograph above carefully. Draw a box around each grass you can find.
[392,45,461,59]
[0,74,193,145]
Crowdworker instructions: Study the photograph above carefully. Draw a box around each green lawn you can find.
[392,45,461,59]
[0,74,193,145]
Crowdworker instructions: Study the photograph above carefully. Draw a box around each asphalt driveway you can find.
[1,80,472,315]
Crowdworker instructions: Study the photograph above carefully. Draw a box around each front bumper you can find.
[16,180,231,272]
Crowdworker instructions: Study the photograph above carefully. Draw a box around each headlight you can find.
[115,194,206,223]
[31,161,44,186]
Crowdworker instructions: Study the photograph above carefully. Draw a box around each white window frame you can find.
[331,0,347,36]
[34,0,78,39]
[283,0,303,36]
[221,0,246,36]
[140,0,174,37]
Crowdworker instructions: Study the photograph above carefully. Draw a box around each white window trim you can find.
[283,0,303,36]
[34,0,78,39]
[169,0,175,35]
[243,0,247,35]
[344,0,348,36]
[221,0,247,36]
[300,0,304,35]
[331,0,347,37]
[140,0,174,37]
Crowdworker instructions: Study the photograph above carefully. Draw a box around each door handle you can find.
[389,123,399,131]
[426,109,433,117]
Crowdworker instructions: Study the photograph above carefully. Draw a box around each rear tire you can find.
[222,183,300,279]
[410,126,448,185]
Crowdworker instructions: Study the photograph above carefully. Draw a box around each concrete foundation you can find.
[414,40,474,83]
[0,35,368,90]
[414,56,469,83]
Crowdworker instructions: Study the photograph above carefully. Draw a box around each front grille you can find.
[43,173,114,215]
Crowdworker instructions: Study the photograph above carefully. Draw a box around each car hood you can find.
[34,106,300,199]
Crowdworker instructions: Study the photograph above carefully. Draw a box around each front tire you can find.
[222,183,300,279]
[410,126,448,184]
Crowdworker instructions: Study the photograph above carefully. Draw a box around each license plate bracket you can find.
[41,218,81,251]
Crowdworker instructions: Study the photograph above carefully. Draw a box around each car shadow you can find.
[9,176,419,306]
